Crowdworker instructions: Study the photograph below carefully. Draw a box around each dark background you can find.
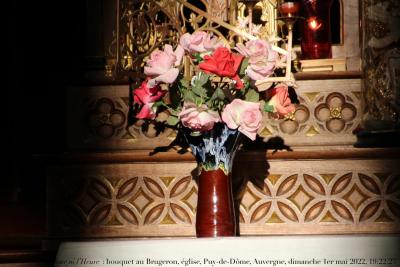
[3,0,343,248]
[4,0,87,241]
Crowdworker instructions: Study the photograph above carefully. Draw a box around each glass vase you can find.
[182,124,242,237]
[300,0,333,59]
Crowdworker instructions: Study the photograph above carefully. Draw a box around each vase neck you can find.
[182,124,242,174]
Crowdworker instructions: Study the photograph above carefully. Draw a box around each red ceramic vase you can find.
[196,168,236,237]
[182,124,240,237]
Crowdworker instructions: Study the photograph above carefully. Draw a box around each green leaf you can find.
[191,84,207,98]
[194,53,203,63]
[239,57,249,76]
[166,115,179,126]
[180,78,190,88]
[152,101,164,108]
[264,103,274,113]
[167,107,180,116]
[195,97,203,106]
[214,87,226,100]
[184,90,197,103]
[169,78,183,109]
[243,77,251,90]
[178,78,190,95]
[193,72,210,87]
[207,87,225,105]
[245,88,259,102]
[206,87,226,111]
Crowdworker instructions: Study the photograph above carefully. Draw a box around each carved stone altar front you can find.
[47,151,400,237]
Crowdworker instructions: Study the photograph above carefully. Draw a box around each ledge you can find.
[37,147,400,164]
[0,249,54,264]
[293,71,362,80]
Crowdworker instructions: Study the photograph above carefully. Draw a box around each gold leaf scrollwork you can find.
[111,0,280,78]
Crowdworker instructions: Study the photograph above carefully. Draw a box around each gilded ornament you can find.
[330,107,342,119]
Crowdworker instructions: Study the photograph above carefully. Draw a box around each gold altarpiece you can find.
[47,0,400,240]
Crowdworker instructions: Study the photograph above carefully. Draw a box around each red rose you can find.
[199,47,244,89]
[133,80,165,119]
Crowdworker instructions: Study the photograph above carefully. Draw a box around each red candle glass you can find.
[279,2,300,17]
[300,0,333,59]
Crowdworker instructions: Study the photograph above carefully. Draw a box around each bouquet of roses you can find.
[132,31,295,142]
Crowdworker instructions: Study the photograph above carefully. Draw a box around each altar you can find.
[3,0,399,266]
[47,0,400,249]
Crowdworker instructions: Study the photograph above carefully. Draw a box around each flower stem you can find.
[221,85,235,102]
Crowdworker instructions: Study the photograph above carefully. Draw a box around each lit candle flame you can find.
[307,17,322,30]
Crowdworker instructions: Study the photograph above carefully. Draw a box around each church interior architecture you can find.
[3,0,400,266]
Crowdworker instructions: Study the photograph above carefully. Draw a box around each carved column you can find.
[357,0,400,146]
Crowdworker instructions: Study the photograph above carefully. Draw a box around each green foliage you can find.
[193,53,203,63]
[152,100,164,109]
[263,103,274,113]
[182,90,196,103]
[169,75,184,109]
[180,72,214,107]
[166,115,179,126]
[244,88,259,102]
[193,72,211,87]
[207,87,226,111]
[239,57,249,76]
[191,73,209,98]
[179,78,196,104]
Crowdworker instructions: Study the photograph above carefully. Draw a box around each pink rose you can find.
[179,102,221,132]
[144,44,184,87]
[266,85,295,116]
[235,39,278,82]
[133,81,165,119]
[221,99,262,140]
[180,31,222,54]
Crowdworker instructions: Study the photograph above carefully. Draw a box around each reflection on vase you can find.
[300,0,333,59]
[183,123,242,237]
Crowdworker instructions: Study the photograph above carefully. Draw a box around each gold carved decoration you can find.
[110,0,292,84]
[314,93,357,134]
[330,107,342,119]
[284,112,296,121]
[305,126,319,137]
[237,0,278,39]
[361,0,400,128]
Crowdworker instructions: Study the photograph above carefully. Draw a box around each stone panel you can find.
[260,79,361,146]
[47,156,400,237]
[67,79,361,150]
